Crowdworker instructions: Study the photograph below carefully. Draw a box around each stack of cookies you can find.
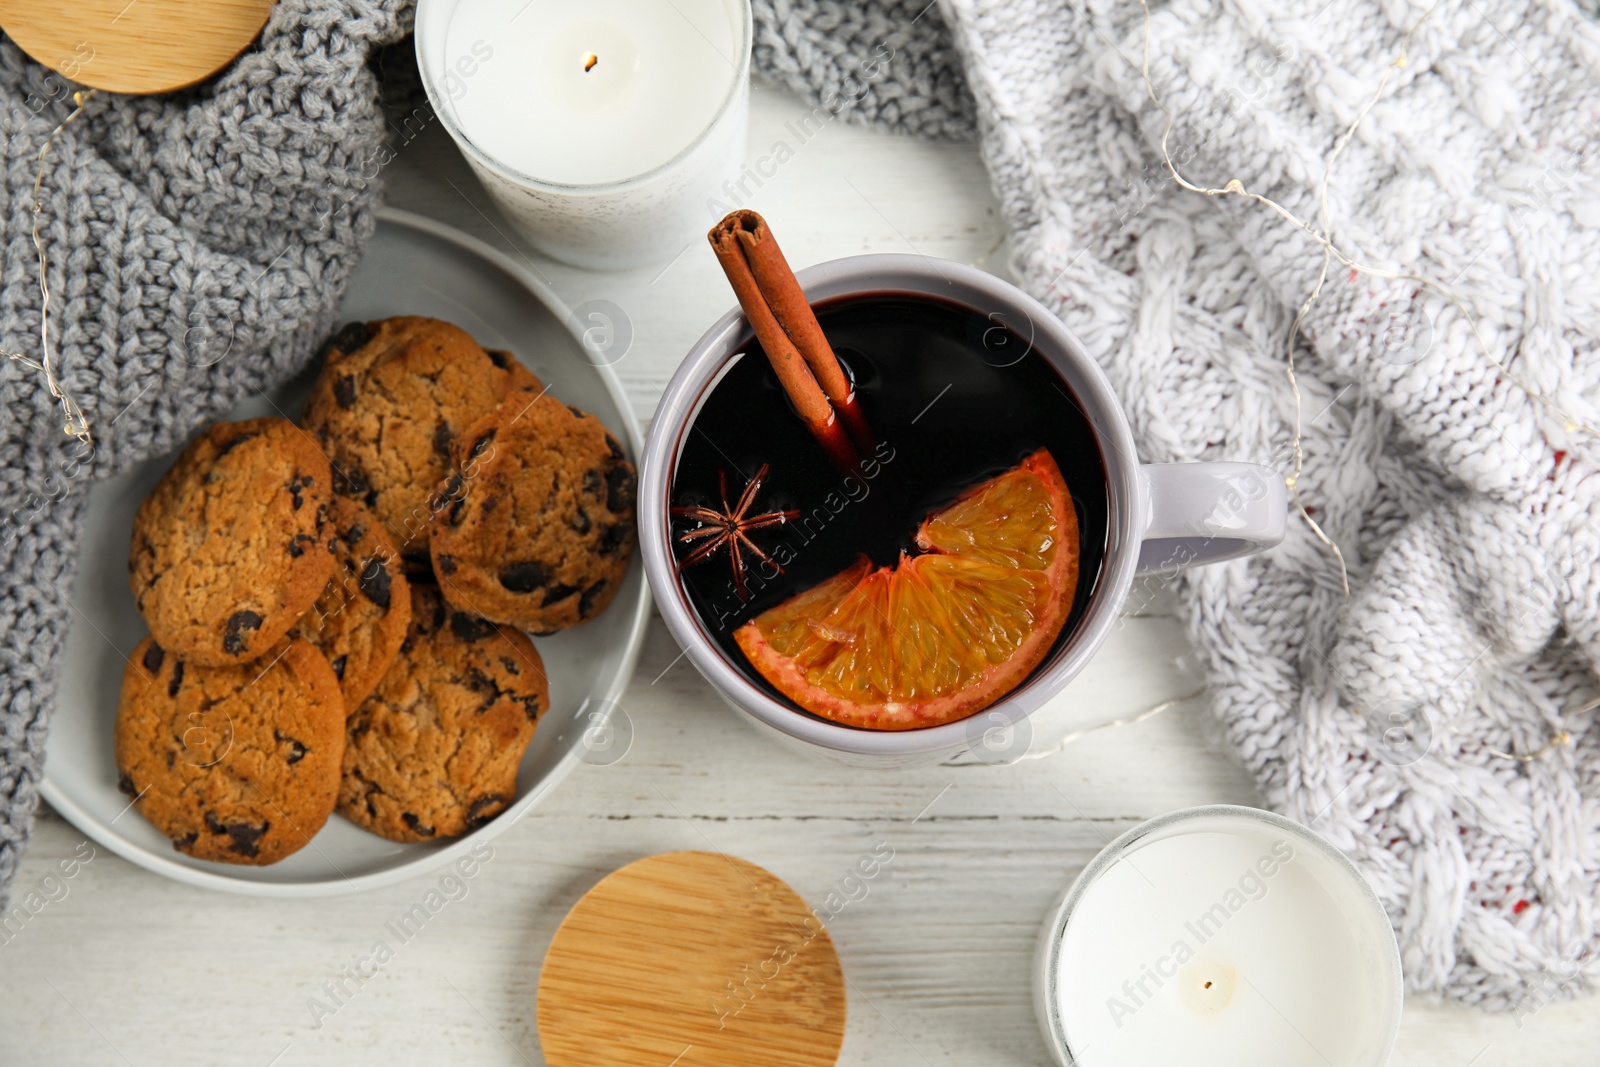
[115,316,637,865]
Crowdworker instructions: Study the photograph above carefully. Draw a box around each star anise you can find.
[671,464,799,599]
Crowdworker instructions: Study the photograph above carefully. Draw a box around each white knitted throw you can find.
[935,0,1600,1013]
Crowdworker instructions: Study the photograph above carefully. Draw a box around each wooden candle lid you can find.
[0,0,276,95]
[537,851,846,1067]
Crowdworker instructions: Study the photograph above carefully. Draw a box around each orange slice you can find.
[734,448,1079,730]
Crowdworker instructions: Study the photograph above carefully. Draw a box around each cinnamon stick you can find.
[730,216,875,452]
[708,211,869,472]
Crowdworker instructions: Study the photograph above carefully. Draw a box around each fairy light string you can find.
[6,88,97,451]
[1136,1,1600,596]
[1133,2,1600,761]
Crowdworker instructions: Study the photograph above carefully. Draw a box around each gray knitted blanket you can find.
[0,0,965,908]
[5,0,1597,1018]
[0,1,415,894]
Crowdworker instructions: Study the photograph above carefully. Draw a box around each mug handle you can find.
[1135,463,1287,575]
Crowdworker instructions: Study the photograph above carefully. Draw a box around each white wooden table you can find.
[3,84,1595,1066]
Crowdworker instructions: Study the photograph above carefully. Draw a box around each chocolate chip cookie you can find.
[115,637,344,865]
[294,497,412,709]
[130,417,334,667]
[430,395,636,633]
[340,584,548,843]
[300,317,510,566]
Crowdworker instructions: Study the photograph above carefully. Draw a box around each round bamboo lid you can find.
[537,851,846,1067]
[0,0,276,95]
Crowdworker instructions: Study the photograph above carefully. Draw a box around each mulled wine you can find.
[670,292,1109,708]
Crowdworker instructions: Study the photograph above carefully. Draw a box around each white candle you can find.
[416,0,751,269]
[1037,807,1401,1067]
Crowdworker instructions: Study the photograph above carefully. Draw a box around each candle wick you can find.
[1203,981,1212,989]
[583,52,599,72]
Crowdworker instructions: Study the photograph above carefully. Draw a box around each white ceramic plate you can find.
[41,208,650,896]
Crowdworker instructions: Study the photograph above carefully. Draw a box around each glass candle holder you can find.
[415,0,752,270]
[1035,805,1403,1067]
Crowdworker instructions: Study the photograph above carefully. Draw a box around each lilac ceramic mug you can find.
[638,254,1285,766]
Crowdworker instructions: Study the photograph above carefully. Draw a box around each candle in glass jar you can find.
[1037,807,1402,1067]
[446,0,737,187]
[416,0,751,269]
